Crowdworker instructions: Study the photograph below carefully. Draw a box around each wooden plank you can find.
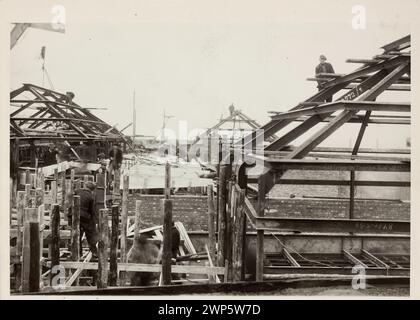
[361,249,390,269]
[53,262,225,275]
[109,205,119,286]
[283,248,300,267]
[162,199,173,285]
[65,252,92,287]
[205,244,220,283]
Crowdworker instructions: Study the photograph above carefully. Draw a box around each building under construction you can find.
[9,35,410,295]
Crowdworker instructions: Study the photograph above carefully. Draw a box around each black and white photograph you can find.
[1,0,419,301]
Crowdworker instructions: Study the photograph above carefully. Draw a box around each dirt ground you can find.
[196,284,409,297]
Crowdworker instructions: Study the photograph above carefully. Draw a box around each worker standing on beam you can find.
[315,54,335,102]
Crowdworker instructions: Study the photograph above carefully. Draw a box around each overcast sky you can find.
[10,0,414,148]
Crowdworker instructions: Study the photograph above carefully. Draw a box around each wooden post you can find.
[207,185,216,264]
[256,175,266,282]
[165,162,171,199]
[217,164,228,266]
[113,168,121,198]
[70,169,75,189]
[134,200,142,241]
[61,173,66,209]
[25,169,31,185]
[50,204,60,285]
[39,172,45,192]
[349,171,355,219]
[161,198,173,285]
[119,175,129,285]
[53,168,58,192]
[109,205,119,286]
[35,188,44,285]
[121,176,129,262]
[15,191,26,291]
[71,196,80,262]
[22,208,38,293]
[226,180,234,281]
[232,190,245,282]
[29,222,40,292]
[97,208,109,289]
[25,184,31,207]
[11,139,20,208]
[51,180,57,204]
[30,173,36,189]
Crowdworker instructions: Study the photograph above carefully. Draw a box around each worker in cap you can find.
[69,180,98,256]
[315,54,335,102]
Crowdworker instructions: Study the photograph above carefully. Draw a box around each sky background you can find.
[9,0,414,148]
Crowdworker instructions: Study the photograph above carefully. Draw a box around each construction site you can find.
[9,24,411,296]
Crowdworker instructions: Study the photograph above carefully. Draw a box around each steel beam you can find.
[255,217,409,234]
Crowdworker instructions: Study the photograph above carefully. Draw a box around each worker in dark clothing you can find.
[43,145,59,166]
[108,144,123,187]
[69,181,98,256]
[315,54,335,102]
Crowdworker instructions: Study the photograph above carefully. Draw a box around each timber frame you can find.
[10,83,130,166]
[234,35,411,281]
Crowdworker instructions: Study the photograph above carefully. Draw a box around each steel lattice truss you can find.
[10,83,126,143]
[241,35,411,192]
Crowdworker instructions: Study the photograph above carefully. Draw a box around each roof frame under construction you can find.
[226,35,411,282]
[10,83,126,142]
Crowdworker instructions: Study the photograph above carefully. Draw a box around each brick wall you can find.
[268,170,410,201]
[127,194,410,231]
[127,194,211,231]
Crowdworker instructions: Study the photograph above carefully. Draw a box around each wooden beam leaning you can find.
[282,248,300,267]
[343,250,368,268]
